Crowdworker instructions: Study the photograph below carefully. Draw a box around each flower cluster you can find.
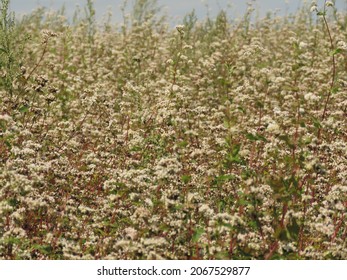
[0,2,346,260]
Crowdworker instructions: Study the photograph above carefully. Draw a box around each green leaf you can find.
[94,228,105,236]
[219,174,236,181]
[5,140,12,148]
[0,120,6,130]
[299,121,306,128]
[192,228,204,242]
[255,101,264,109]
[268,177,287,200]
[218,200,226,212]
[213,174,236,186]
[312,118,322,129]
[330,48,342,56]
[7,198,19,207]
[248,220,258,230]
[159,223,170,232]
[19,104,29,113]
[222,223,233,229]
[238,106,246,114]
[274,226,289,241]
[4,237,22,245]
[225,154,243,165]
[331,86,339,94]
[256,134,268,142]
[246,133,268,142]
[246,133,258,141]
[279,135,295,149]
[130,145,142,152]
[287,218,300,240]
[181,175,191,184]
[178,141,188,148]
[241,169,253,179]
[231,144,241,156]
[239,198,251,206]
[32,244,53,255]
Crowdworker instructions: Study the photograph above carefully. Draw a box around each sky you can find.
[8,0,347,24]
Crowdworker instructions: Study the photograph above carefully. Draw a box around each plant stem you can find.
[319,1,337,139]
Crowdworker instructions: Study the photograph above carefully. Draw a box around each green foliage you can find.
[84,0,96,43]
[0,0,21,95]
[192,227,204,243]
[245,133,268,142]
[0,0,346,261]
[131,0,163,27]
[183,10,197,38]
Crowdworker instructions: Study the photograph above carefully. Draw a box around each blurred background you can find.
[9,0,347,24]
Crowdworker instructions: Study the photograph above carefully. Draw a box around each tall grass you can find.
[0,0,346,260]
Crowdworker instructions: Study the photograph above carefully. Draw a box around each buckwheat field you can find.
[0,0,346,260]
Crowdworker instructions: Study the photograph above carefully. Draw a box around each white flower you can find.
[337,41,347,51]
[266,122,280,134]
[124,227,138,240]
[310,5,318,12]
[199,204,214,217]
[304,92,320,102]
[175,25,185,34]
[326,1,334,7]
[172,84,180,91]
[299,41,308,49]
[145,198,153,207]
[245,178,253,186]
[143,237,167,246]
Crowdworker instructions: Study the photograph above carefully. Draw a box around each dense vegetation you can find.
[0,0,346,259]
